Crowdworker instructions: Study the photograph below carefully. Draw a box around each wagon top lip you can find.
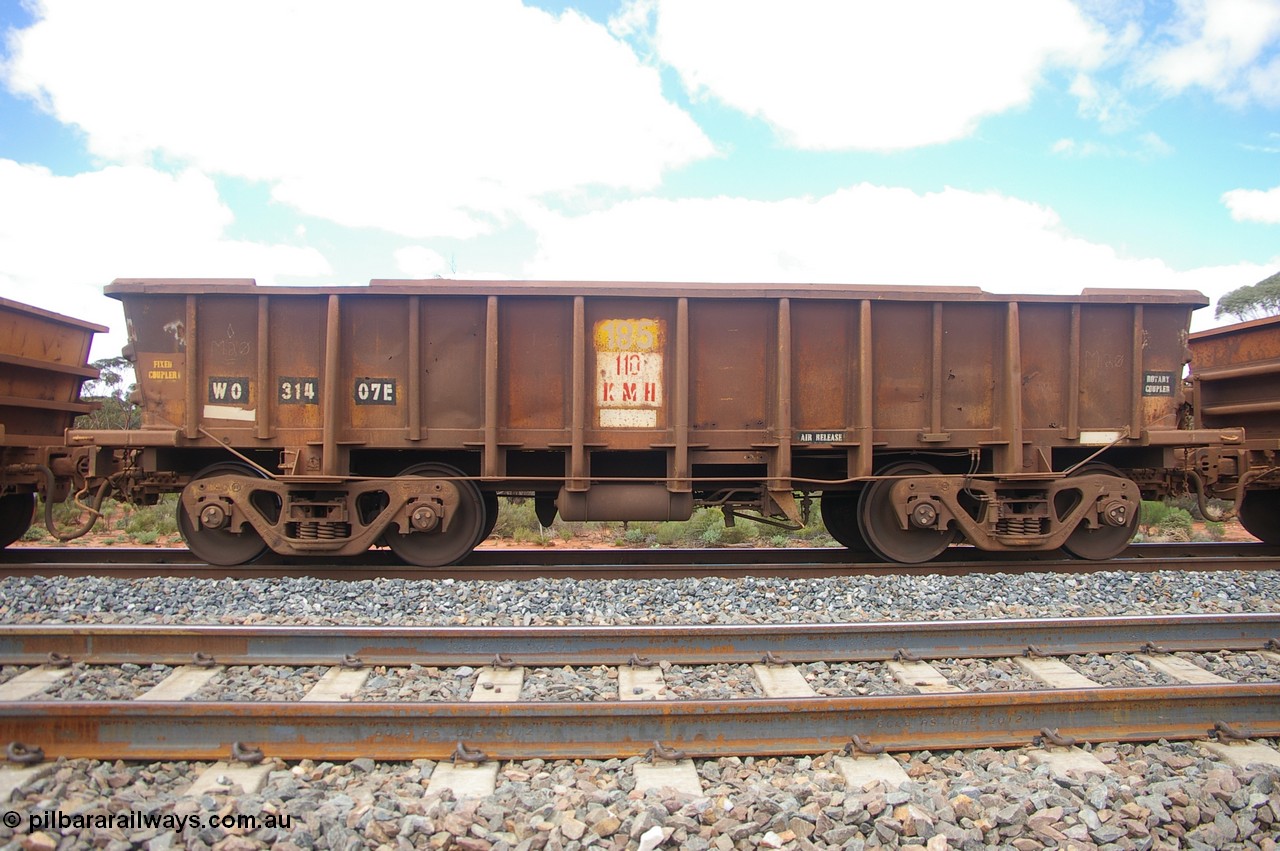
[105,278,1210,307]
[1188,311,1280,340]
[0,295,109,333]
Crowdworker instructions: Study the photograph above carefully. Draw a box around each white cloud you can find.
[0,161,330,358]
[1241,131,1280,153]
[1069,73,1141,131]
[1222,184,1280,223]
[1050,131,1172,159]
[394,247,451,278]
[525,184,1270,331]
[637,0,1106,150]
[1136,0,1280,106]
[3,0,714,239]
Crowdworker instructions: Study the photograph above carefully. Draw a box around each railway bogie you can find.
[57,278,1246,566]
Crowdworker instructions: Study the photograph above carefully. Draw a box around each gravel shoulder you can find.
[2,567,1278,850]
[0,569,1275,627]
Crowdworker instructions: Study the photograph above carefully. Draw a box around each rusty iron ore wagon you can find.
[67,279,1238,566]
[1188,315,1280,544]
[0,297,105,546]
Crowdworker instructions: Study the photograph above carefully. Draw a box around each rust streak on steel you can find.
[1,613,1277,667]
[1,684,1277,761]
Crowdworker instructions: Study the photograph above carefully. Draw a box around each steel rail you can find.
[2,684,1277,761]
[2,543,1278,581]
[2,614,1277,667]
[3,541,1274,564]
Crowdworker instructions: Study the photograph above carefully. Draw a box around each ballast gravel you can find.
[3,741,1278,851]
[352,665,478,702]
[521,666,617,702]
[0,569,1276,627]
[661,664,764,701]
[33,662,172,701]
[926,659,1047,693]
[188,665,329,702]
[0,664,29,686]
[798,661,913,696]
[1062,653,1183,688]
[1181,650,1280,682]
[2,567,1279,849]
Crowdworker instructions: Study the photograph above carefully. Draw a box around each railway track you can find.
[2,614,1278,763]
[3,541,1279,580]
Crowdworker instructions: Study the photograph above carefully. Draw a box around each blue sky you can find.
[2,0,1279,359]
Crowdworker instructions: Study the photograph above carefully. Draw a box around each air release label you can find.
[796,431,843,443]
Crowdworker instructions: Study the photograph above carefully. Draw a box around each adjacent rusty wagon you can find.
[1188,315,1280,544]
[70,278,1239,565]
[0,297,105,547]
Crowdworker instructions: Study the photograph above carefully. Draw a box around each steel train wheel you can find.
[0,493,35,549]
[820,492,873,554]
[1060,463,1139,560]
[1238,490,1280,545]
[479,492,499,544]
[177,463,270,566]
[857,462,958,564]
[385,463,486,567]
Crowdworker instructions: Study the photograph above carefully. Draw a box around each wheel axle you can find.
[410,504,441,532]
[909,501,939,528]
[199,503,228,530]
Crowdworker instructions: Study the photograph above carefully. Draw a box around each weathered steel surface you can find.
[1189,315,1280,444]
[91,279,1226,561]
[1,614,1276,667]
[2,684,1277,760]
[0,299,106,546]
[0,297,104,447]
[102,279,1206,473]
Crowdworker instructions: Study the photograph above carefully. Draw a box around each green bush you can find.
[1140,499,1198,542]
[718,522,755,545]
[18,495,181,545]
[654,521,684,546]
[623,524,656,545]
[489,497,595,543]
[492,498,542,538]
[488,496,840,549]
[1140,500,1172,527]
[1166,492,1233,521]
[124,496,178,537]
[1156,507,1195,539]
[21,495,98,542]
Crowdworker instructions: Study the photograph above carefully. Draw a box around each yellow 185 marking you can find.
[594,318,660,352]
